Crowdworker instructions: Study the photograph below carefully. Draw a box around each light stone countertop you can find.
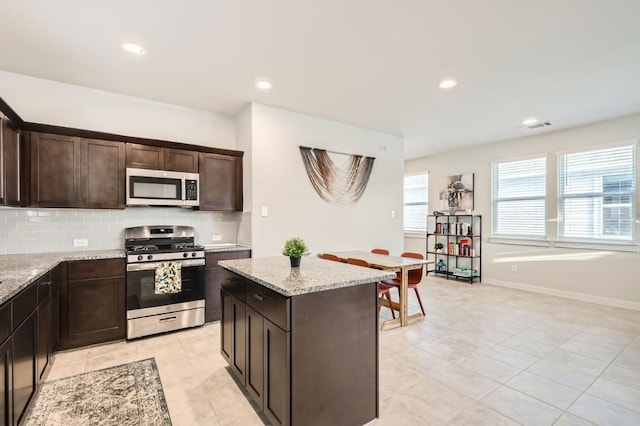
[202,244,251,253]
[219,255,396,297]
[0,250,125,305]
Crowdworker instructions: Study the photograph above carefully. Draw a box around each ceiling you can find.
[1,1,640,159]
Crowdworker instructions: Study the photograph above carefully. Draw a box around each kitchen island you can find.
[219,256,395,426]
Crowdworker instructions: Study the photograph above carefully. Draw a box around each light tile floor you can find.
[46,276,640,425]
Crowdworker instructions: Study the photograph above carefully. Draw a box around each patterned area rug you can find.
[24,358,172,426]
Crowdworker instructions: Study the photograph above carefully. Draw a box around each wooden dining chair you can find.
[347,258,396,319]
[321,253,341,262]
[371,248,389,255]
[383,252,426,316]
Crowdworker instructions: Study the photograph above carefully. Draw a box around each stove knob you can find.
[137,255,143,261]
[183,252,189,258]
[147,254,153,260]
[192,252,197,257]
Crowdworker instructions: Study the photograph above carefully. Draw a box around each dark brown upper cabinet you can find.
[1,116,22,206]
[165,148,199,173]
[82,139,125,209]
[29,132,82,208]
[126,143,164,170]
[126,143,198,173]
[29,132,125,209]
[199,152,243,211]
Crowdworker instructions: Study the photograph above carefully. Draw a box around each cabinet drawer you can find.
[12,283,37,330]
[206,249,252,267]
[220,270,247,301]
[246,281,289,331]
[0,302,10,344]
[67,258,125,280]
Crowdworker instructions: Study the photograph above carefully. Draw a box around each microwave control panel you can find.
[185,180,198,200]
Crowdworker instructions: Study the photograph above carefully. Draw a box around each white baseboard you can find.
[483,277,640,312]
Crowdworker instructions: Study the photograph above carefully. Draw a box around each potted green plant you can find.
[434,242,444,253]
[282,237,309,267]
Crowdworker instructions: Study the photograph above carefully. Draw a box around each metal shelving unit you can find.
[426,214,481,284]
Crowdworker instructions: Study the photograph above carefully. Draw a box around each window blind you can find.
[404,173,428,233]
[492,157,546,237]
[558,145,636,241]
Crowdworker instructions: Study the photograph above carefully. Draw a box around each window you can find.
[404,173,428,234]
[491,157,547,238]
[558,144,636,242]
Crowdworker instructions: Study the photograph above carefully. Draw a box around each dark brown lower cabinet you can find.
[245,306,264,407]
[221,270,378,426]
[221,291,246,384]
[0,337,13,426]
[13,312,37,425]
[36,297,51,381]
[263,318,288,426]
[205,250,251,323]
[60,259,126,350]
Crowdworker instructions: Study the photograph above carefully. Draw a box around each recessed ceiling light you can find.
[438,79,458,89]
[122,43,145,55]
[522,118,538,126]
[255,81,272,90]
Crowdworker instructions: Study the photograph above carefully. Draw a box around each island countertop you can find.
[219,255,395,297]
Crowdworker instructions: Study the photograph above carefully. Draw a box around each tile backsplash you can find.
[0,207,243,255]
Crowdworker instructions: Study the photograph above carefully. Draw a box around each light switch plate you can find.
[261,206,269,217]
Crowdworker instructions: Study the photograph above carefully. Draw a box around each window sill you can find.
[404,232,426,239]
[554,240,639,253]
[489,236,551,247]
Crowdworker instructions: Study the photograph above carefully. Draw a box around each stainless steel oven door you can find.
[126,259,205,311]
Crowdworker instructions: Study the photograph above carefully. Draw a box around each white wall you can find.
[0,70,236,149]
[247,104,404,257]
[405,113,640,309]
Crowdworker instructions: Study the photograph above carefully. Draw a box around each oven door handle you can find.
[126,259,205,271]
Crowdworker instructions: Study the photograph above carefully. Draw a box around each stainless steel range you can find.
[125,225,205,339]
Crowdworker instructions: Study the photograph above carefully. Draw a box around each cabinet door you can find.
[36,297,51,382]
[1,118,21,206]
[126,143,164,170]
[230,297,246,384]
[199,153,243,211]
[220,290,233,364]
[82,139,125,209]
[50,265,61,353]
[30,132,82,207]
[263,319,289,426]
[63,276,126,349]
[0,337,12,426]
[165,148,198,173]
[13,312,37,425]
[205,267,222,322]
[245,306,264,408]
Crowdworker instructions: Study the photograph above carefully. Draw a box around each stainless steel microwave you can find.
[126,168,199,207]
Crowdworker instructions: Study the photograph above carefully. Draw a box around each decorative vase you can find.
[290,256,301,267]
[449,206,456,215]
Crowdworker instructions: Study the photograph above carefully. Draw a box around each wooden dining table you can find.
[320,251,433,330]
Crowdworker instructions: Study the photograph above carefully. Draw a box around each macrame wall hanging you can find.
[299,146,375,207]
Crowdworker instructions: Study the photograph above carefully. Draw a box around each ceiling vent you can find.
[521,121,552,130]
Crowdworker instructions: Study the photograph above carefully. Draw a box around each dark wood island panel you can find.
[220,265,381,426]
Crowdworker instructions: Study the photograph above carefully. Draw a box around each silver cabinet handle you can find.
[159,316,177,322]
[253,294,266,301]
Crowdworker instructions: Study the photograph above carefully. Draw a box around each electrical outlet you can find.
[511,264,518,272]
[212,235,222,241]
[391,210,396,218]
[73,239,89,247]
